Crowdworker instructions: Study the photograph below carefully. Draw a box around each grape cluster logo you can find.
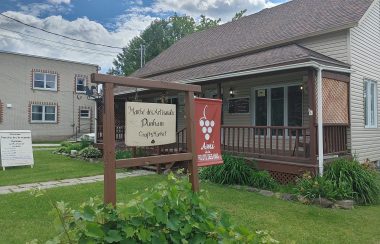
[199,105,215,141]
[194,98,223,167]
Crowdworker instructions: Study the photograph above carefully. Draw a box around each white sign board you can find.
[125,102,176,146]
[0,130,34,170]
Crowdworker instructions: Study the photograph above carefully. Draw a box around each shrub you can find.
[199,154,254,185]
[79,146,102,159]
[251,171,278,190]
[60,141,71,147]
[79,138,92,149]
[324,159,380,205]
[46,174,278,243]
[65,143,83,153]
[116,150,132,160]
[295,173,344,201]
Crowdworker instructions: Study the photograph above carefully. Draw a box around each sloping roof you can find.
[133,44,349,83]
[132,0,372,78]
[0,50,99,68]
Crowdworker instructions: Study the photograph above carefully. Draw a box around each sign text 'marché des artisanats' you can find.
[125,102,176,147]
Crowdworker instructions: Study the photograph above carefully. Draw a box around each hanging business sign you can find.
[125,102,176,146]
[194,98,223,167]
[0,130,34,170]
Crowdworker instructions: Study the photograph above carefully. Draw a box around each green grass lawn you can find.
[0,150,103,186]
[0,175,379,243]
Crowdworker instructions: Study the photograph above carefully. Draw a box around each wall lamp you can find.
[229,87,235,98]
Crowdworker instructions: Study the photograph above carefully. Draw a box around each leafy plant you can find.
[45,174,278,243]
[115,150,132,160]
[79,146,102,159]
[251,171,278,190]
[295,173,343,201]
[324,159,380,205]
[199,154,254,185]
[79,138,92,149]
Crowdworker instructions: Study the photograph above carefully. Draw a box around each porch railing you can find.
[221,126,312,162]
[96,124,348,162]
[319,124,348,155]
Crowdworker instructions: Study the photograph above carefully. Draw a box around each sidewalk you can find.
[0,170,154,195]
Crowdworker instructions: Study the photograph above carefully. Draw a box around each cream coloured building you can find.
[0,51,98,141]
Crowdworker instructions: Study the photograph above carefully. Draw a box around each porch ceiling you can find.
[115,44,349,95]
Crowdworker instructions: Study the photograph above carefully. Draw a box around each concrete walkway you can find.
[32,144,61,147]
[0,170,154,195]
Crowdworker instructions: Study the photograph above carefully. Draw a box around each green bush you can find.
[79,146,102,159]
[116,150,132,160]
[80,138,92,149]
[47,174,278,243]
[199,154,254,185]
[295,173,345,201]
[324,159,380,205]
[60,141,71,147]
[251,171,278,190]
[65,143,83,153]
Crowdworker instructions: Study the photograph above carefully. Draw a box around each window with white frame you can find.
[253,84,303,135]
[33,72,57,91]
[76,76,87,93]
[364,79,377,128]
[31,104,57,123]
[80,109,90,119]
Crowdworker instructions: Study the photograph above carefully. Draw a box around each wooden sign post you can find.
[91,74,202,206]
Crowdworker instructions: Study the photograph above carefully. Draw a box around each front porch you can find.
[95,68,351,183]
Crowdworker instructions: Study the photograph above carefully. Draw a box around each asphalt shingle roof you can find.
[134,44,350,83]
[132,0,372,79]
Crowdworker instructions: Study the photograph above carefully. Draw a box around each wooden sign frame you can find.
[91,74,202,206]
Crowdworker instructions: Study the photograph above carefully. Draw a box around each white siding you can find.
[0,53,97,141]
[350,0,380,162]
[298,30,350,64]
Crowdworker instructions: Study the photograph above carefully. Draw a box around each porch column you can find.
[307,69,317,171]
[317,68,324,175]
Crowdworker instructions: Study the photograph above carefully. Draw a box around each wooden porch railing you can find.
[319,124,348,155]
[221,126,312,162]
[96,124,348,162]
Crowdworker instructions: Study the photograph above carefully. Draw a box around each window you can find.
[76,77,87,93]
[253,85,303,135]
[31,105,57,123]
[80,109,90,119]
[364,79,377,128]
[33,72,57,91]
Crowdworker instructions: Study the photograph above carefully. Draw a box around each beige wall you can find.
[349,0,380,162]
[0,52,97,141]
[298,30,350,64]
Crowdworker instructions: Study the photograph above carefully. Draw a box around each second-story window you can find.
[76,76,87,93]
[33,72,57,91]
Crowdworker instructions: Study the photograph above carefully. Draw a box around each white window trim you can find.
[364,79,378,128]
[31,104,57,123]
[251,83,304,137]
[80,109,91,119]
[33,72,57,91]
[76,76,87,94]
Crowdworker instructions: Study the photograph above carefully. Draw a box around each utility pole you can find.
[135,44,145,101]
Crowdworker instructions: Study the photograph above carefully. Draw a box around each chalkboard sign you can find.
[228,97,250,113]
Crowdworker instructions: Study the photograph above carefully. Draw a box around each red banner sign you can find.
[194,98,223,167]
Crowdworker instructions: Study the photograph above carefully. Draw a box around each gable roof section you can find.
[133,0,372,78]
[130,44,349,83]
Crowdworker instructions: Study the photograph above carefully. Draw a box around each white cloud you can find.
[150,0,282,21]
[0,11,155,72]
[48,0,71,4]
[17,3,71,17]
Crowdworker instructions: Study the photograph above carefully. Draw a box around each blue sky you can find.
[0,0,287,71]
